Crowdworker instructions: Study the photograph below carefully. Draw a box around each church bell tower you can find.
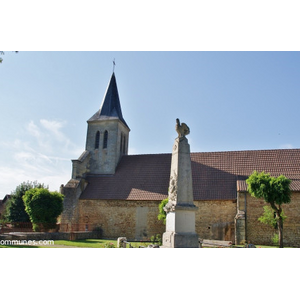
[72,72,130,178]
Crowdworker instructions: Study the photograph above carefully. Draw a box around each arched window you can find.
[95,131,100,149]
[103,130,108,149]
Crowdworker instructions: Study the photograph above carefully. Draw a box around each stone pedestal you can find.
[162,136,199,248]
[235,191,247,245]
[163,205,199,248]
[235,211,246,245]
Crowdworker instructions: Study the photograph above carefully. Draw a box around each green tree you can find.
[258,205,287,229]
[246,171,291,248]
[258,205,287,245]
[23,188,64,232]
[3,181,47,223]
[158,198,168,224]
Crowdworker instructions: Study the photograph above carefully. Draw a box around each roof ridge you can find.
[126,148,300,157]
[191,148,300,155]
[127,153,171,157]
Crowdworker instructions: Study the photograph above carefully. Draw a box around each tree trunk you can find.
[270,203,284,248]
[278,214,284,248]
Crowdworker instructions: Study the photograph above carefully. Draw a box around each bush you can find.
[151,234,162,246]
[272,233,279,245]
[3,181,47,223]
[23,188,63,232]
[158,198,168,224]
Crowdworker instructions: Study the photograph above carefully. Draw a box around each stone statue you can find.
[162,118,199,248]
[164,171,177,213]
[176,118,190,137]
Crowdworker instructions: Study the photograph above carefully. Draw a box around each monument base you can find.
[162,231,199,248]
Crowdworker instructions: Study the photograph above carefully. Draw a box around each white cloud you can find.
[25,119,82,156]
[40,119,64,131]
[40,119,66,142]
[0,119,82,198]
[27,120,41,139]
[280,144,294,149]
[0,162,71,197]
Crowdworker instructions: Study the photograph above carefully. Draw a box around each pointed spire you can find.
[88,72,129,129]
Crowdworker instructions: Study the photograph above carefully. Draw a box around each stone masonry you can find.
[162,120,199,248]
[78,199,165,240]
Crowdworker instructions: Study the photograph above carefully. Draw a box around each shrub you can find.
[272,233,279,245]
[158,198,168,224]
[151,234,162,246]
[23,188,64,232]
[3,181,47,223]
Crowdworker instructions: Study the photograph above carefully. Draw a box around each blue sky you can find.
[2,2,300,297]
[1,51,300,198]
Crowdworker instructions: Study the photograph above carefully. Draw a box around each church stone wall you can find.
[78,198,236,242]
[74,192,300,247]
[78,199,237,242]
[86,120,129,175]
[194,200,236,242]
[78,199,165,240]
[72,151,90,179]
[86,120,119,174]
[246,192,300,247]
[60,179,84,228]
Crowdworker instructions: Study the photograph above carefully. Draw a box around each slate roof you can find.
[79,149,300,201]
[88,72,129,129]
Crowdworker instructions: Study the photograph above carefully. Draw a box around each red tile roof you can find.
[79,149,300,201]
[80,154,171,201]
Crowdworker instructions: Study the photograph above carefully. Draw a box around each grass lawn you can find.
[0,239,292,248]
[50,239,154,248]
[52,239,115,248]
[0,239,154,248]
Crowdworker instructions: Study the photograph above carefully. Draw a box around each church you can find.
[60,72,300,247]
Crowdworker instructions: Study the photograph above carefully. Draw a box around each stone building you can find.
[60,72,300,246]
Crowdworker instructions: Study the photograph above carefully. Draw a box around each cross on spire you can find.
[113,59,116,73]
